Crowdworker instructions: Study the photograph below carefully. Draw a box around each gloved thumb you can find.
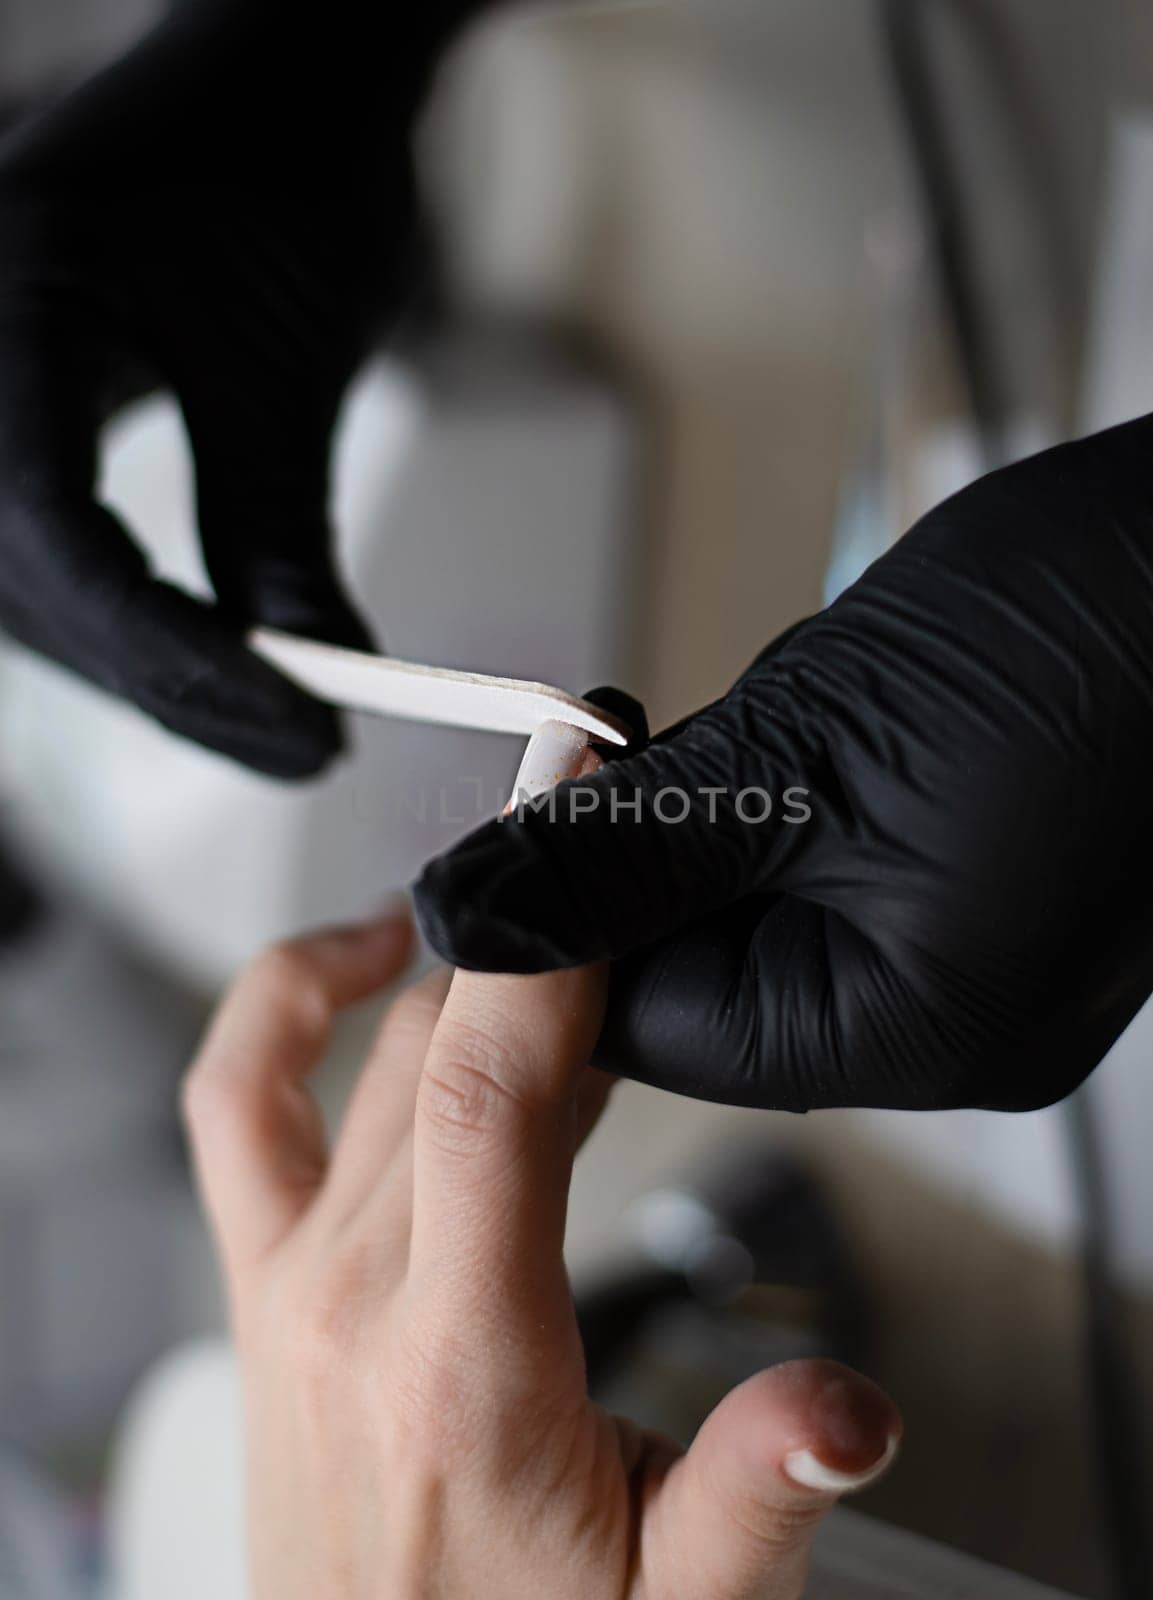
[415,684,822,972]
[645,1359,900,1600]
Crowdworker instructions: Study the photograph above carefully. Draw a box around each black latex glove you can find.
[418,415,1153,1112]
[0,0,478,776]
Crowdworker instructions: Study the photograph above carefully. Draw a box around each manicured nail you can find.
[505,721,590,811]
[783,1434,900,1495]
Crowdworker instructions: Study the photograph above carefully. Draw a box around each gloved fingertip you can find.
[252,596,377,655]
[412,880,534,973]
[413,842,592,974]
[581,685,649,759]
[138,599,352,779]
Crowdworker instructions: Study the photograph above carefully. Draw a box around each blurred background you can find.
[0,1,1151,1596]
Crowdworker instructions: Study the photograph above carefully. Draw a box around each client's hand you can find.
[183,907,901,1599]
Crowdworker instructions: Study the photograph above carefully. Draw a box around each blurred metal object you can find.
[882,0,1087,449]
[576,1145,870,1410]
[1064,1090,1153,1600]
[0,828,42,948]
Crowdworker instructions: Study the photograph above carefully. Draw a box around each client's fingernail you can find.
[783,1434,900,1495]
[505,721,590,812]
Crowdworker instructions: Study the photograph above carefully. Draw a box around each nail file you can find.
[249,627,630,747]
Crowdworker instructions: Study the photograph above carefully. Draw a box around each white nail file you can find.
[249,627,630,747]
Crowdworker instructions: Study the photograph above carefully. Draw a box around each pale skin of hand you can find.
[183,909,902,1600]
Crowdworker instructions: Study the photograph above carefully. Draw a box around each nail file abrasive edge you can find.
[249,627,630,746]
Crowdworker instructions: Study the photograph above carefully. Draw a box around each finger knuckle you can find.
[284,1319,357,1424]
[180,1063,241,1135]
[247,943,332,1036]
[727,1492,826,1553]
[287,1250,376,1383]
[434,1011,514,1078]
[387,1326,481,1448]
[417,1054,528,1155]
[287,1305,345,1388]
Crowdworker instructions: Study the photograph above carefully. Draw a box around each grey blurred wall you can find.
[0,0,159,96]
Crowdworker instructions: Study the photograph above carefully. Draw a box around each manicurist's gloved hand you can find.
[183,906,900,1600]
[0,0,479,776]
[418,415,1153,1112]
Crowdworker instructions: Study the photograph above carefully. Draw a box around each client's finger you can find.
[647,1358,902,1600]
[324,966,453,1220]
[574,1065,616,1149]
[183,909,414,1277]
[408,962,607,1353]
